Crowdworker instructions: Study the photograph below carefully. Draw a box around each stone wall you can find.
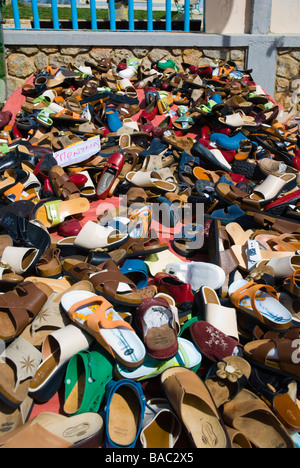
[4,45,300,112]
[4,45,246,94]
[275,48,300,113]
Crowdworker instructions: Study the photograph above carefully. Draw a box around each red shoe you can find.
[140,101,158,121]
[58,218,82,237]
[135,297,178,360]
[293,155,300,171]
[200,125,211,140]
[228,172,246,184]
[265,189,300,212]
[96,152,124,200]
[154,273,194,306]
[68,172,88,188]
[42,178,54,198]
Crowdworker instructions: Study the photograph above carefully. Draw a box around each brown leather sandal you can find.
[0,282,53,342]
[62,258,156,306]
[120,237,168,258]
[35,248,62,279]
[49,165,80,201]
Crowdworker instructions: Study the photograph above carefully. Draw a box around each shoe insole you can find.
[108,387,139,447]
[181,394,227,448]
[143,413,174,448]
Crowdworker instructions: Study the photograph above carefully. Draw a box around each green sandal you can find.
[63,345,114,415]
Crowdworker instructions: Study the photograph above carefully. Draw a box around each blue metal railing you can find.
[8,0,204,32]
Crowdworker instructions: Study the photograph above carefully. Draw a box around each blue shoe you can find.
[120,259,149,289]
[210,204,245,224]
[210,131,248,151]
[104,379,146,448]
[105,107,122,132]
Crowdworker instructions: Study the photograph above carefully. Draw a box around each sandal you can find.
[104,379,146,448]
[162,130,194,153]
[19,280,93,348]
[28,324,93,405]
[0,281,53,342]
[120,236,168,258]
[249,366,300,433]
[35,247,62,279]
[0,336,42,407]
[49,165,80,200]
[126,169,177,193]
[115,336,201,381]
[30,197,90,228]
[229,279,292,331]
[244,330,300,380]
[58,220,128,253]
[205,356,251,408]
[161,367,231,448]
[0,411,104,448]
[283,270,300,297]
[222,388,295,448]
[62,258,156,307]
[61,290,146,367]
[140,398,181,448]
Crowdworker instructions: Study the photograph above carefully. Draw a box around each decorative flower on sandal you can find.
[216,361,243,383]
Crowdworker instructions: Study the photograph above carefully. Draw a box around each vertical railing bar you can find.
[11,0,21,29]
[31,0,40,30]
[108,0,116,31]
[90,0,97,30]
[202,0,206,32]
[128,0,134,31]
[70,0,79,30]
[147,0,153,31]
[165,0,172,31]
[184,0,190,31]
[51,0,60,30]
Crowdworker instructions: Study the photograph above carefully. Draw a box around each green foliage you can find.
[1,3,167,21]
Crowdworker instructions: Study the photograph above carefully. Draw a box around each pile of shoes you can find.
[0,56,299,448]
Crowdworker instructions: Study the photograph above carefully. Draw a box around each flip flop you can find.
[61,290,146,368]
[30,197,90,228]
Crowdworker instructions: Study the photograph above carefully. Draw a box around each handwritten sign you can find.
[53,135,101,168]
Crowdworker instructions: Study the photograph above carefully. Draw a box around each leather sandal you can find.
[0,281,53,342]
[62,258,156,307]
[49,165,80,201]
[35,247,62,279]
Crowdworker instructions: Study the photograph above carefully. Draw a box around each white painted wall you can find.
[271,0,300,34]
[205,0,252,34]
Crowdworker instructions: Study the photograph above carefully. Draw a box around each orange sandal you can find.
[61,291,146,368]
[283,270,300,297]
